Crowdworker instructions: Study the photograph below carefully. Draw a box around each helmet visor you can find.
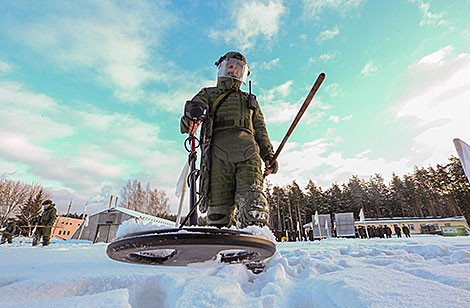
[217,58,249,83]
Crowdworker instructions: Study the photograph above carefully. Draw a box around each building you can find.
[71,206,175,243]
[355,216,469,235]
[52,216,84,239]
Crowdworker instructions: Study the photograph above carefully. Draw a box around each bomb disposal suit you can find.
[180,52,278,228]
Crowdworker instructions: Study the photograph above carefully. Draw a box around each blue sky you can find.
[1,0,469,215]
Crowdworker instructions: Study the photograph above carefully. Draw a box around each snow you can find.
[1,227,470,307]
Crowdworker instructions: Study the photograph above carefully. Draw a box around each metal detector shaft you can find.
[189,136,198,226]
[271,73,325,163]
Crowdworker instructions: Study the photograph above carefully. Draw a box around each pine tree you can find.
[446,156,470,224]
[305,180,328,220]
[17,190,44,236]
[343,175,367,218]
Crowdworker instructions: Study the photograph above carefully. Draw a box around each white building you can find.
[71,206,174,243]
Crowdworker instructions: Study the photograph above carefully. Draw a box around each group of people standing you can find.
[0,199,57,246]
[357,224,411,239]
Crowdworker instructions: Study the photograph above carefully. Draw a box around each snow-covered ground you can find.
[1,229,470,308]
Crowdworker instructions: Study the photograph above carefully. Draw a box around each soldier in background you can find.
[370,226,377,238]
[385,225,392,238]
[394,225,402,238]
[32,200,57,246]
[358,226,366,239]
[402,224,411,238]
[1,218,16,244]
[378,225,385,239]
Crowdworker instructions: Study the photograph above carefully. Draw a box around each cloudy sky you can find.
[1,0,469,215]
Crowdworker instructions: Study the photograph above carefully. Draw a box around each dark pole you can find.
[276,191,282,233]
[189,136,198,226]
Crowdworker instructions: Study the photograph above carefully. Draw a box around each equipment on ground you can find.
[106,227,275,271]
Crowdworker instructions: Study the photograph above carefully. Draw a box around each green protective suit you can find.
[181,76,278,228]
[33,204,56,246]
[1,220,16,244]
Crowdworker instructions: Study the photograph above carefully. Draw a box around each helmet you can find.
[42,199,53,206]
[215,51,250,84]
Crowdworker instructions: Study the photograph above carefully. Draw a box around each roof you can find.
[303,216,468,228]
[355,216,468,224]
[90,206,175,226]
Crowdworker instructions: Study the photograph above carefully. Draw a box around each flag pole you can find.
[360,207,369,239]
[76,203,88,244]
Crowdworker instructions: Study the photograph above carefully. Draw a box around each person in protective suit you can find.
[32,200,57,246]
[1,218,16,244]
[180,51,278,228]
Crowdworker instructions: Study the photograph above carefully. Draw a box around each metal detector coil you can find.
[106,227,276,266]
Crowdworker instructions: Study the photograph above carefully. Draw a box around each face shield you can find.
[217,58,249,84]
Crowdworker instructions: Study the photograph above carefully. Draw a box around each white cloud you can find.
[259,80,329,125]
[316,26,340,44]
[394,46,470,167]
[319,52,337,62]
[360,60,377,77]
[209,0,286,50]
[268,136,412,189]
[417,45,453,65]
[328,114,351,123]
[252,58,281,71]
[329,116,340,123]
[9,1,176,103]
[0,60,13,75]
[325,82,344,98]
[260,80,293,102]
[0,81,185,214]
[409,0,448,27]
[303,0,366,19]
[268,46,470,190]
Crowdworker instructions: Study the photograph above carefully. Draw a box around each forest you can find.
[264,156,470,232]
[2,156,470,233]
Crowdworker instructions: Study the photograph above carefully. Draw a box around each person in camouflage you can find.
[402,224,411,237]
[180,51,278,228]
[32,199,57,246]
[1,218,16,244]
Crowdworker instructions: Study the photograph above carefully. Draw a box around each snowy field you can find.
[1,230,470,308]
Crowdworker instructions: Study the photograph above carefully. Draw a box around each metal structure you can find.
[335,212,356,237]
[71,207,174,243]
[311,214,332,239]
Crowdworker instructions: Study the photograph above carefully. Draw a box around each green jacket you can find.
[181,77,276,211]
[39,205,57,228]
[4,221,16,235]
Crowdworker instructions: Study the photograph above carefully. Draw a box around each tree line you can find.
[265,156,470,233]
[118,179,171,219]
[2,156,470,232]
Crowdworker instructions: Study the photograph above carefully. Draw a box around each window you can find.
[58,230,62,235]
[409,224,415,231]
[67,231,70,235]
[444,223,451,227]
